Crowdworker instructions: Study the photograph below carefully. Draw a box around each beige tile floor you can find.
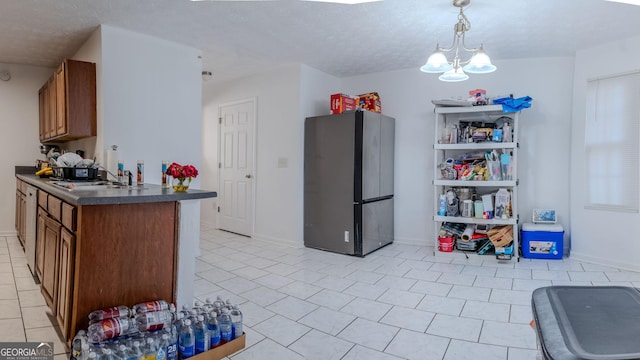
[3,225,640,360]
[0,235,68,360]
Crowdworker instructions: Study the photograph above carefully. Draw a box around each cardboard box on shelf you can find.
[330,93,358,114]
[191,333,246,360]
[487,226,513,248]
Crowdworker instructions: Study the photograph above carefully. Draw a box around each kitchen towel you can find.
[493,96,533,113]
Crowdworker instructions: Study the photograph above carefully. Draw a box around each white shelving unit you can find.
[432,104,521,260]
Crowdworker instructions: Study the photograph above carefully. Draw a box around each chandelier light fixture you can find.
[420,0,496,82]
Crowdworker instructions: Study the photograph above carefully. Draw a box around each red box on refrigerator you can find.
[330,93,357,114]
[357,92,382,113]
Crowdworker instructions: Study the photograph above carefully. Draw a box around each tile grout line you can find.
[6,236,29,342]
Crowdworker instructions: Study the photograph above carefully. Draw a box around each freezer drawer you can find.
[359,198,394,256]
[532,286,640,360]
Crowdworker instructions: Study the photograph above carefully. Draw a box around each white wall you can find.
[100,25,202,185]
[0,63,53,235]
[342,57,575,247]
[201,64,340,245]
[570,34,640,271]
[70,25,203,307]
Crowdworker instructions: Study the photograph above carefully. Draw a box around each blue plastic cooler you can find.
[521,223,564,259]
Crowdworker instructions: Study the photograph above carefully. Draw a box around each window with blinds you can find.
[585,71,640,212]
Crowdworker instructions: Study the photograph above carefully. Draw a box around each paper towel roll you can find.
[461,224,475,242]
[106,145,119,178]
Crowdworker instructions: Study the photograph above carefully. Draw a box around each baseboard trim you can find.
[0,230,18,237]
[570,251,640,273]
[393,236,429,247]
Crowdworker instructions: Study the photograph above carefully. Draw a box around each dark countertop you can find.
[16,172,217,206]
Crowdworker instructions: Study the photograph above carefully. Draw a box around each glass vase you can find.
[172,177,191,192]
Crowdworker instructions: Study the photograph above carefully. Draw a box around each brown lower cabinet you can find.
[34,188,178,344]
[56,227,75,335]
[40,212,61,312]
[36,208,46,281]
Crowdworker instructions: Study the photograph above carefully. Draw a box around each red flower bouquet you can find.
[166,162,198,191]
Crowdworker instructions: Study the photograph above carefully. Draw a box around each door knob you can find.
[245,174,252,179]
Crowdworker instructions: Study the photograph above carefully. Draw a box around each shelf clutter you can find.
[438,223,514,259]
[432,102,526,261]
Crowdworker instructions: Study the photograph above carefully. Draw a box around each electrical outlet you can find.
[277,157,288,168]
[344,231,349,242]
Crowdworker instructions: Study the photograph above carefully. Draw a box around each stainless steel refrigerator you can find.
[304,110,394,256]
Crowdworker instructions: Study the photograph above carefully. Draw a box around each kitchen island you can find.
[15,171,216,344]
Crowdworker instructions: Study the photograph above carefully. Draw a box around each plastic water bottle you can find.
[132,301,171,316]
[156,336,167,360]
[79,342,91,360]
[213,296,225,310]
[143,337,158,360]
[179,305,190,319]
[178,319,195,359]
[217,308,232,344]
[88,318,133,343]
[116,344,134,360]
[230,305,243,339]
[136,309,175,332]
[187,310,198,327]
[193,301,203,314]
[161,333,177,360]
[130,340,143,360]
[71,330,88,360]
[99,348,118,360]
[171,312,184,339]
[194,315,210,354]
[206,312,221,349]
[126,344,139,360]
[203,298,214,314]
[89,306,131,323]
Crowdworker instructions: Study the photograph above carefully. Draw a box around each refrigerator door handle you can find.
[361,195,394,204]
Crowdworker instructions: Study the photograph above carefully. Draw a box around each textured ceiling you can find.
[1,0,640,83]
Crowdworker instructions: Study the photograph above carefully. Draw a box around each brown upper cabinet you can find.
[39,59,96,143]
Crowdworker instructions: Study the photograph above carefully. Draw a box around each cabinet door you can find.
[38,86,46,142]
[18,192,26,247]
[55,63,67,136]
[56,227,74,339]
[41,214,61,313]
[36,209,46,281]
[15,191,20,233]
[42,83,52,141]
[48,76,56,140]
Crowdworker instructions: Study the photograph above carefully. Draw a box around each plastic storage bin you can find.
[532,286,640,360]
[521,223,564,259]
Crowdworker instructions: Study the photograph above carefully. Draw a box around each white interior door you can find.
[217,99,255,236]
